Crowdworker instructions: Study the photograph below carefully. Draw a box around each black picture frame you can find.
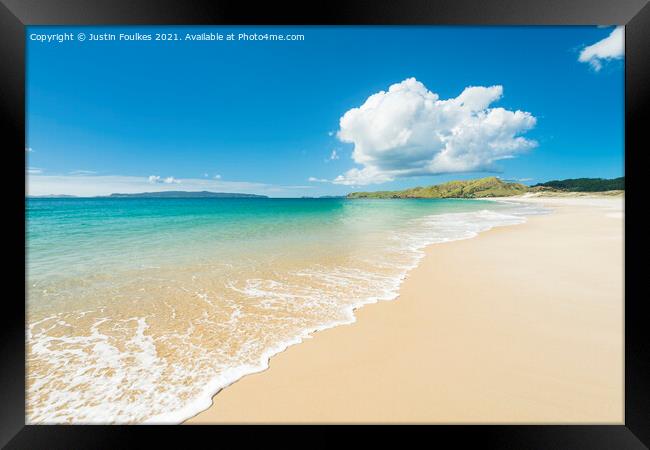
[3,0,648,448]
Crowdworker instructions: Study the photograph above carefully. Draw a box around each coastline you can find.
[185,195,623,424]
[25,196,546,423]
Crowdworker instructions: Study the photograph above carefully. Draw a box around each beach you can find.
[28,197,541,423]
[187,195,624,424]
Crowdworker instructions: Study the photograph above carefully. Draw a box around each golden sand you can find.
[187,197,623,424]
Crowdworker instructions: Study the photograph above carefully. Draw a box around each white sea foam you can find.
[149,202,549,424]
[28,201,548,424]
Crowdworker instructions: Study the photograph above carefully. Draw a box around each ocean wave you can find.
[27,201,548,424]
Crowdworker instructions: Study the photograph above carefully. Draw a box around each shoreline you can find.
[171,198,537,424]
[185,195,623,424]
[26,196,545,424]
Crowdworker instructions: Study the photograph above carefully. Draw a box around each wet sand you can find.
[187,196,624,424]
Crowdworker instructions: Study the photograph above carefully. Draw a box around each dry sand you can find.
[186,196,624,424]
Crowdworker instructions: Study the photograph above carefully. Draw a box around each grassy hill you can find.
[347,177,529,199]
[532,177,624,192]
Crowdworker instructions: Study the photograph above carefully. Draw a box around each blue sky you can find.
[26,26,624,197]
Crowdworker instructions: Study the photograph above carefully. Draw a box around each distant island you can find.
[29,194,79,199]
[347,176,624,199]
[108,191,268,198]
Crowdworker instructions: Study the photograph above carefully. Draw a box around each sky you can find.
[26,26,624,197]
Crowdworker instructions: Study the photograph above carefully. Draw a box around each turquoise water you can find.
[28,198,496,271]
[26,197,543,423]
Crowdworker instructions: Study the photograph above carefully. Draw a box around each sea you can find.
[26,197,546,423]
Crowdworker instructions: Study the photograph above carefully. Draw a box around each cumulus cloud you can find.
[332,78,536,185]
[578,26,624,71]
[329,149,339,160]
[148,175,181,184]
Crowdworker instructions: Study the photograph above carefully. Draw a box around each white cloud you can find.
[25,147,33,153]
[27,174,317,197]
[329,149,339,160]
[213,174,221,179]
[332,78,537,185]
[308,177,329,183]
[27,167,43,174]
[331,167,394,186]
[148,175,181,184]
[578,26,624,71]
[69,170,97,175]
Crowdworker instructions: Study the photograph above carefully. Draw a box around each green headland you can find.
[347,176,624,199]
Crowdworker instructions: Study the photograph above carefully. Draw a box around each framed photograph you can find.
[3,0,648,447]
